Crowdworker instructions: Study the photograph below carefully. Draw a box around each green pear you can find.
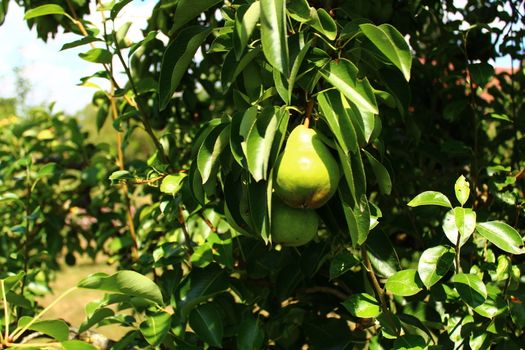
[274,124,340,208]
[271,197,318,246]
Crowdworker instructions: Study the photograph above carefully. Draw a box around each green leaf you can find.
[189,303,224,347]
[393,334,426,350]
[61,36,101,51]
[110,0,133,20]
[234,2,261,59]
[341,193,370,246]
[320,59,378,114]
[342,293,381,318]
[360,23,412,81]
[79,307,114,333]
[245,107,281,181]
[17,317,69,341]
[417,245,455,288]
[230,107,258,166]
[236,315,265,350]
[317,90,359,154]
[309,8,337,41]
[443,208,476,247]
[0,273,24,294]
[363,150,392,195]
[260,0,289,74]
[407,191,452,208]
[329,250,359,280]
[79,48,112,64]
[24,4,65,19]
[78,270,164,305]
[159,26,212,109]
[476,221,525,254]
[452,273,487,308]
[385,269,423,296]
[160,173,187,195]
[178,265,229,318]
[61,340,98,350]
[288,39,312,103]
[197,123,229,184]
[170,0,222,34]
[469,62,494,86]
[140,311,171,346]
[454,175,470,206]
[109,170,133,181]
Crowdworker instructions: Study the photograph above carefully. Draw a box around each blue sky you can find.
[0,1,520,115]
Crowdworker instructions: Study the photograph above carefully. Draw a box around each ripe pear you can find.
[271,198,318,246]
[274,124,340,208]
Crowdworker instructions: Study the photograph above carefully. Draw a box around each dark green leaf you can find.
[360,23,412,81]
[342,293,381,318]
[260,0,289,74]
[189,303,224,347]
[140,311,171,346]
[234,2,260,59]
[393,334,426,350]
[320,59,378,114]
[476,221,525,254]
[79,307,114,333]
[24,4,65,19]
[452,273,487,308]
[159,26,212,109]
[110,0,133,20]
[79,49,112,64]
[363,149,392,195]
[236,315,265,350]
[61,36,101,51]
[170,0,222,34]
[469,62,494,86]
[329,250,359,280]
[385,269,423,296]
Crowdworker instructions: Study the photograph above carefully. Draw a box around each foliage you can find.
[0,0,524,349]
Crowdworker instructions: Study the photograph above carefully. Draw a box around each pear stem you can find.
[304,97,314,128]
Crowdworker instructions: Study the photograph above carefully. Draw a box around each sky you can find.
[0,0,155,114]
[0,1,521,115]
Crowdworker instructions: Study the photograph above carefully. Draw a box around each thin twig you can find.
[297,286,349,300]
[1,280,8,343]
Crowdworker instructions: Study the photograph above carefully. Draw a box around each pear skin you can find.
[271,197,318,246]
[274,125,340,208]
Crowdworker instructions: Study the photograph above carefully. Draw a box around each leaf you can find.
[37,162,57,178]
[170,0,222,34]
[77,270,164,305]
[110,0,133,20]
[197,123,229,184]
[79,307,114,333]
[340,193,370,246]
[245,107,281,181]
[288,39,312,103]
[393,334,426,350]
[342,293,381,318]
[385,269,423,296]
[234,2,261,59]
[189,303,224,347]
[260,0,289,74]
[452,273,487,308]
[61,340,98,350]
[320,59,378,114]
[17,317,69,341]
[309,8,337,40]
[160,173,187,195]
[24,4,65,19]
[159,26,212,109]
[140,311,171,346]
[236,315,265,350]
[363,150,392,195]
[329,250,359,280]
[469,62,494,86]
[454,175,470,206]
[79,48,112,64]
[61,36,101,51]
[417,245,455,288]
[178,265,229,318]
[109,170,133,181]
[317,90,359,154]
[407,191,452,208]
[360,23,412,81]
[442,208,476,247]
[476,221,525,254]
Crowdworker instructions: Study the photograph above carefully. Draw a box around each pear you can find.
[271,197,318,246]
[274,124,340,208]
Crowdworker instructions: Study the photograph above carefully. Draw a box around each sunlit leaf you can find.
[476,221,525,254]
